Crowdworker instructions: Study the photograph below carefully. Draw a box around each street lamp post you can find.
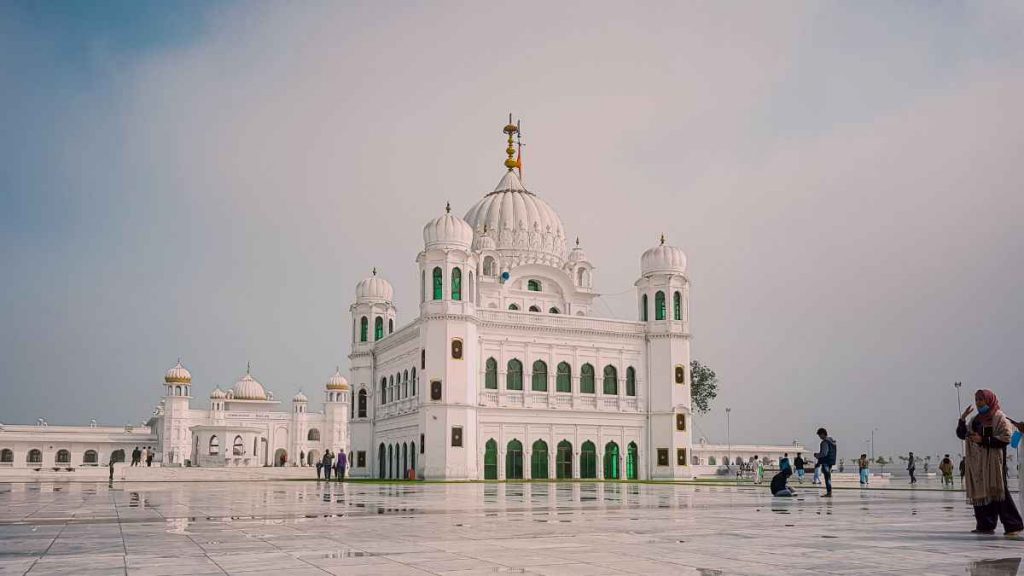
[870,428,878,462]
[725,407,732,470]
[954,381,962,415]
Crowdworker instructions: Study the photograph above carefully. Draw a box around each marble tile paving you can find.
[0,481,1020,576]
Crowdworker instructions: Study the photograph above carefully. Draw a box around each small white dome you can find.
[567,237,588,263]
[473,226,497,252]
[209,388,225,399]
[355,269,394,302]
[292,391,308,403]
[326,368,349,391]
[230,367,268,401]
[641,235,687,275]
[424,203,473,249]
[164,360,192,384]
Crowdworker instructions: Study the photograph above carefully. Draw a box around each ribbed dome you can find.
[292,391,308,403]
[424,204,473,249]
[209,388,225,399]
[164,360,192,384]
[355,269,394,302]
[229,368,268,401]
[464,171,567,267]
[326,368,349,391]
[641,236,687,275]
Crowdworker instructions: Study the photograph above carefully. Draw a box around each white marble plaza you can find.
[0,480,1020,576]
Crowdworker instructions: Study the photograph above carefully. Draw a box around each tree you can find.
[874,456,888,472]
[689,360,718,415]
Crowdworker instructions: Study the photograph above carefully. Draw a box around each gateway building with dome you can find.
[347,120,694,481]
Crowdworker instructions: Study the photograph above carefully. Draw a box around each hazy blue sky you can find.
[2,1,1023,459]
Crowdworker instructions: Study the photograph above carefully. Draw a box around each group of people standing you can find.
[315,448,347,481]
[131,446,154,467]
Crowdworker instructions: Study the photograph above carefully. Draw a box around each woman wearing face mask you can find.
[956,389,1022,537]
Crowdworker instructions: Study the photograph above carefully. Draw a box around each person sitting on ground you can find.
[771,467,796,497]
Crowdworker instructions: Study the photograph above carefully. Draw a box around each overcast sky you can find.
[2,1,1022,460]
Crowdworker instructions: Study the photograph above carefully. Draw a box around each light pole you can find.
[870,428,878,462]
[954,381,962,415]
[725,407,732,470]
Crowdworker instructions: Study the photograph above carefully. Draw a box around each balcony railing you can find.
[478,390,642,413]
[476,309,645,335]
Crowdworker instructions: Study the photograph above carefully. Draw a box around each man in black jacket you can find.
[814,428,837,497]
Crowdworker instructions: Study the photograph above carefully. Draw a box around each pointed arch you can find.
[556,362,572,393]
[485,357,498,389]
[641,294,648,321]
[673,290,682,321]
[506,359,523,391]
[357,389,367,418]
[580,363,595,394]
[432,267,443,300]
[531,440,549,479]
[627,442,639,480]
[556,440,573,479]
[531,360,548,392]
[483,439,498,480]
[626,366,636,397]
[604,441,620,480]
[451,267,462,301]
[580,441,597,479]
[655,291,666,320]
[374,317,384,340]
[360,316,368,342]
[506,439,523,479]
[603,365,618,395]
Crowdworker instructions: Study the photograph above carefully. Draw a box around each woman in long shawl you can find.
[956,389,1022,536]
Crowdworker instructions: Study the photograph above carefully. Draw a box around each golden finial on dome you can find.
[503,113,519,171]
[445,201,451,214]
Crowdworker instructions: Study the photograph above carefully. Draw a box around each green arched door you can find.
[580,441,597,479]
[484,439,498,480]
[556,441,573,479]
[626,442,638,480]
[506,439,524,480]
[604,442,620,480]
[531,440,548,479]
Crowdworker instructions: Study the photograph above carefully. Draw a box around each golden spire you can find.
[503,113,519,171]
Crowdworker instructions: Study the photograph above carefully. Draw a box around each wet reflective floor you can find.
[0,481,1020,575]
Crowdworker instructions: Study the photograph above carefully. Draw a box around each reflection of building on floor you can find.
[0,361,351,469]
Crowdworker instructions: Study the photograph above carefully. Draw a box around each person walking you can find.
[322,450,334,481]
[146,447,154,467]
[335,449,347,481]
[956,389,1022,536]
[751,456,763,484]
[779,453,791,473]
[858,454,870,486]
[812,462,821,485]
[793,453,806,483]
[939,454,954,488]
[814,427,837,497]
[907,452,917,485]
[131,447,141,467]
[315,458,323,480]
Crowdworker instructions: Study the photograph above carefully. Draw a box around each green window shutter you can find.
[432,267,443,300]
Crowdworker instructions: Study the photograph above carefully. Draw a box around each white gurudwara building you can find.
[347,120,694,480]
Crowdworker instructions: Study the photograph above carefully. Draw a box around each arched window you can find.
[483,439,498,480]
[387,445,393,479]
[603,365,618,395]
[421,270,425,303]
[528,305,540,312]
[432,267,443,300]
[410,442,416,472]
[580,441,597,479]
[626,366,637,397]
[232,436,244,456]
[506,439,524,479]
[673,291,682,321]
[556,362,572,393]
[307,429,320,442]
[0,449,13,463]
[527,280,541,291]
[451,267,462,301]
[580,363,595,394]
[508,303,519,311]
[378,444,386,479]
[708,456,717,466]
[641,294,648,321]
[55,449,70,464]
[209,436,220,456]
[388,375,394,403]
[360,316,368,342]
[485,358,498,389]
[83,450,98,465]
[374,317,384,340]
[411,367,417,396]
[604,442,620,480]
[655,291,666,320]
[483,256,495,276]
[403,369,409,398]
[531,360,548,392]
[468,271,474,303]
[531,440,549,479]
[577,267,586,286]
[506,359,523,390]
[380,378,387,404]
[358,389,367,418]
[27,449,42,464]
[402,443,409,478]
[389,318,394,334]
[627,442,639,480]
[548,307,560,314]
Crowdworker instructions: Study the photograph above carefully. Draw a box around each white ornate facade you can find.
[347,121,695,481]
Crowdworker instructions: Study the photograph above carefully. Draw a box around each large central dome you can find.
[463,170,567,267]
